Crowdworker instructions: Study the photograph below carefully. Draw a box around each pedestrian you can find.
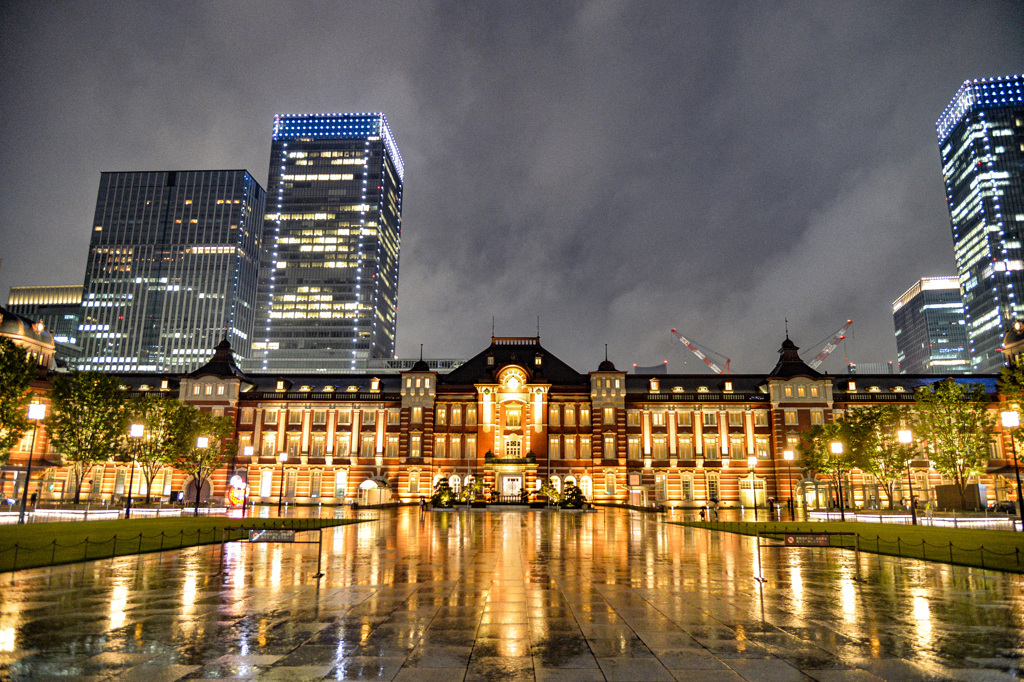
[713,501,720,520]
[30,492,37,507]
[699,508,706,521]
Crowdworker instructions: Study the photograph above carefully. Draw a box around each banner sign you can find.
[784,533,830,547]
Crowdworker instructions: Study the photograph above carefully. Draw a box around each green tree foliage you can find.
[0,338,38,462]
[431,477,454,508]
[460,476,484,503]
[167,403,235,516]
[538,481,561,504]
[798,420,865,507]
[45,371,127,503]
[914,379,995,510]
[560,482,585,509]
[848,405,917,509]
[121,395,178,503]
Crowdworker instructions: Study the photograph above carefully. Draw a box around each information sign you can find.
[249,529,296,543]
[784,533,829,547]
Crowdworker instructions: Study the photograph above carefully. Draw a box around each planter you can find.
[470,501,487,509]
[529,501,547,509]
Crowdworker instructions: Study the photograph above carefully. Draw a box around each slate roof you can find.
[440,337,589,387]
[766,337,822,379]
[186,338,252,382]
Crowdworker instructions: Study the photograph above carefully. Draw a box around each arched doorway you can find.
[183,478,212,504]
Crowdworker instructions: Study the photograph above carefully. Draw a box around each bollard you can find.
[12,543,18,572]
[949,541,953,563]
[112,534,118,558]
[159,532,164,551]
[179,529,184,548]
[897,537,901,557]
[83,538,90,561]
[980,546,985,569]
[50,539,57,565]
[137,534,143,553]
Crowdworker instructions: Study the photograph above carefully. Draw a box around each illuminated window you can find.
[336,436,350,457]
[605,472,617,495]
[336,410,351,425]
[753,411,768,426]
[311,437,325,458]
[703,411,717,427]
[785,410,798,425]
[580,436,591,459]
[563,405,575,426]
[729,436,744,459]
[579,406,589,425]
[707,473,720,502]
[549,436,561,459]
[797,386,806,397]
[217,385,225,396]
[677,411,692,427]
[436,406,446,426]
[411,407,422,424]
[650,378,660,392]
[549,405,560,426]
[728,412,742,427]
[265,410,278,425]
[506,406,522,428]
[288,410,302,425]
[603,434,616,457]
[603,407,615,424]
[564,437,576,459]
[678,436,693,458]
[240,408,254,424]
[360,435,374,457]
[388,409,400,425]
[784,386,793,397]
[450,436,462,459]
[652,411,665,427]
[810,386,820,397]
[466,404,477,425]
[362,410,375,425]
[653,436,667,459]
[386,436,399,458]
[811,409,824,425]
[680,474,693,501]
[703,435,719,459]
[756,437,770,459]
[451,405,462,425]
[627,436,640,459]
[313,410,326,425]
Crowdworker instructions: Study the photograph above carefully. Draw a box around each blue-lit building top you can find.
[254,112,404,373]
[936,74,1024,373]
[78,170,266,372]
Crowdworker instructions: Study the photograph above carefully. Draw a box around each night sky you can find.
[1,2,1022,374]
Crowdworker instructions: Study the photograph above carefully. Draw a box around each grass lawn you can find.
[670,520,1024,574]
[0,516,361,573]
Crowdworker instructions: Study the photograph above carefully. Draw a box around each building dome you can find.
[0,305,56,369]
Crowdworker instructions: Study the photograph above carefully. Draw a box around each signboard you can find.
[784,533,829,547]
[249,529,296,543]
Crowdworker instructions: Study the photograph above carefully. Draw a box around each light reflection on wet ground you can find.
[0,507,1022,681]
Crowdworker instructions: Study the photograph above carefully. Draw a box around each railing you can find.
[642,392,767,402]
[808,510,1021,530]
[250,392,401,401]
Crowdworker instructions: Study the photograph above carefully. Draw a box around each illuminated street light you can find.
[783,450,795,519]
[831,441,846,522]
[1000,411,1024,532]
[898,429,917,526]
[125,423,143,519]
[17,403,47,524]
[277,452,288,516]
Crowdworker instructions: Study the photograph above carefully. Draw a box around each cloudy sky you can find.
[1,1,1022,374]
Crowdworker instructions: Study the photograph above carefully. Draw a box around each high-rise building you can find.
[253,112,404,373]
[78,170,265,372]
[937,74,1024,372]
[892,276,970,374]
[7,284,83,363]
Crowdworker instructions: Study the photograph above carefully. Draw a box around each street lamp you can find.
[17,403,47,524]
[898,429,917,526]
[830,441,846,521]
[783,450,795,519]
[125,423,143,519]
[1000,411,1024,532]
[277,452,288,516]
[747,455,759,520]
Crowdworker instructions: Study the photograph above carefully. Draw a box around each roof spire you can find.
[785,318,790,339]
[419,343,423,361]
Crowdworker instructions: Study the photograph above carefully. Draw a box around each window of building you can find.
[204,385,213,396]
[311,436,325,458]
[580,436,591,459]
[810,409,824,425]
[337,410,351,425]
[265,410,278,425]
[703,411,717,427]
[680,474,693,501]
[564,405,575,426]
[753,410,768,426]
[506,405,522,428]
[313,410,326,425]
[505,437,521,458]
[450,436,462,459]
[360,435,374,457]
[655,473,667,501]
[335,470,348,498]
[336,436,350,458]
[467,404,477,425]
[653,436,667,459]
[728,411,743,427]
[409,470,420,495]
[451,405,462,425]
[549,405,561,426]
[756,436,770,459]
[262,435,276,457]
[549,436,561,459]
[785,409,798,425]
[411,407,422,424]
[784,386,793,397]
[603,434,616,457]
[564,437,576,459]
[703,435,719,460]
[217,385,226,396]
[288,410,302,425]
[677,411,692,427]
[388,409,400,425]
[652,411,666,427]
[786,435,800,451]
[707,473,720,502]
[810,386,819,397]
[627,436,641,459]
[240,408,254,424]
[362,410,376,425]
[287,435,301,458]
[260,470,273,497]
[678,436,694,459]
[410,434,421,458]
[386,435,399,458]
[627,410,640,426]
[466,434,476,456]
[579,406,590,425]
[603,407,616,424]
[729,436,745,458]
[435,435,446,458]
[605,472,617,495]
[310,471,322,498]
[436,406,446,426]
[797,386,806,398]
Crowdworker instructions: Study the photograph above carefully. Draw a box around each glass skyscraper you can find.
[937,74,1024,372]
[253,112,404,373]
[78,170,266,372]
[892,276,970,374]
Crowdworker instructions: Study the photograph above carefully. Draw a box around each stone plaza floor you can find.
[0,506,1022,681]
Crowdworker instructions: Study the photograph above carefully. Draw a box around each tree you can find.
[167,404,235,516]
[914,379,995,510]
[45,371,127,503]
[120,395,177,503]
[431,477,454,508]
[798,420,865,510]
[538,481,561,504]
[849,405,917,509]
[0,338,38,463]
[560,483,585,509]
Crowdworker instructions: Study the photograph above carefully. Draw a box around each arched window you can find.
[579,476,592,500]
[449,475,461,494]
[550,476,561,494]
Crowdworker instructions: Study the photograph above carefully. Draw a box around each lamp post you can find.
[747,455,759,520]
[783,450,795,519]
[277,452,288,516]
[898,429,917,526]
[1000,411,1024,532]
[125,423,143,519]
[17,403,47,524]
[830,441,846,522]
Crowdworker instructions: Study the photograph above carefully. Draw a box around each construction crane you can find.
[670,329,731,374]
[807,319,853,369]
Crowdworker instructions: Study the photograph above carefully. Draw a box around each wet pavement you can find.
[0,507,1022,681]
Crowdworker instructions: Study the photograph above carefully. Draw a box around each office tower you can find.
[78,170,265,372]
[892,277,970,374]
[254,112,404,373]
[7,284,83,363]
[937,74,1024,372]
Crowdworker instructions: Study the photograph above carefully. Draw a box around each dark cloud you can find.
[1,1,1022,373]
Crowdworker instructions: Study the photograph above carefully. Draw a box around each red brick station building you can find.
[3,306,1023,511]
